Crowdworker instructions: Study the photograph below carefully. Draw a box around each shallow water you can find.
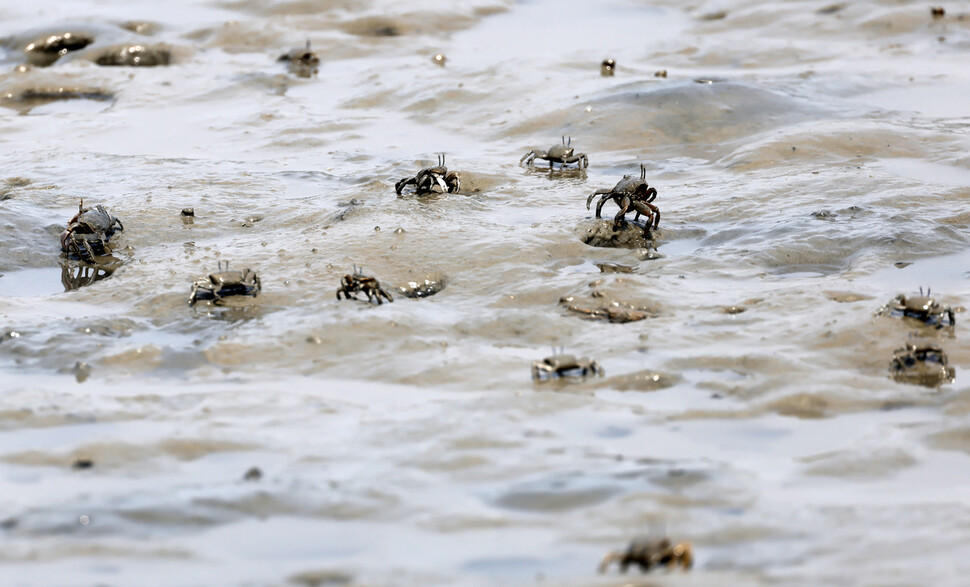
[2,0,970,585]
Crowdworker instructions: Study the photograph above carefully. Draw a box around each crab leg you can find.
[632,200,661,230]
[519,151,537,167]
[612,195,632,229]
[395,177,416,195]
[586,188,612,211]
[594,193,616,219]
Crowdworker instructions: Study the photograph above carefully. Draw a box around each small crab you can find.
[520,136,589,170]
[586,164,660,236]
[598,538,693,574]
[531,348,604,380]
[890,340,955,387]
[878,288,955,328]
[60,200,124,261]
[395,154,461,196]
[336,265,393,305]
[189,261,261,306]
[278,40,320,78]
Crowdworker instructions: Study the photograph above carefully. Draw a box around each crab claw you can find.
[586,192,596,210]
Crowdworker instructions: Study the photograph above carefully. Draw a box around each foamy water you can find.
[2,0,970,585]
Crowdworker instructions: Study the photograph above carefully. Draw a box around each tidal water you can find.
[2,0,970,585]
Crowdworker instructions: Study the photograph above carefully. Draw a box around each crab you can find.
[520,136,589,170]
[60,200,124,261]
[599,538,693,574]
[890,340,955,387]
[878,288,955,328]
[586,164,660,236]
[336,266,393,305]
[531,349,604,380]
[395,154,461,196]
[278,40,320,78]
[188,262,261,306]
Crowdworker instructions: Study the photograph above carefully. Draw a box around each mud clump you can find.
[21,31,94,66]
[580,220,656,249]
[95,44,171,66]
[397,273,447,298]
[1,86,114,113]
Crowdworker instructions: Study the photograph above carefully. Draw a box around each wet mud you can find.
[2,0,970,585]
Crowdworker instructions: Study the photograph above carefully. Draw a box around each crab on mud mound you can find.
[878,288,955,328]
[598,538,693,574]
[531,350,604,380]
[520,136,588,170]
[586,164,660,236]
[278,40,319,78]
[395,154,461,196]
[189,262,261,306]
[336,266,393,305]
[889,340,955,387]
[60,200,124,261]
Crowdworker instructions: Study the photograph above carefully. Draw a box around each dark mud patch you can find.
[0,86,114,113]
[22,32,95,67]
[95,44,172,66]
[595,370,682,392]
[579,219,656,249]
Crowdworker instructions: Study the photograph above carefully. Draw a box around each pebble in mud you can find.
[600,58,615,76]
[432,53,446,66]
[243,467,263,481]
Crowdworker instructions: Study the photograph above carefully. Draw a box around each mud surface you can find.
[2,0,970,585]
